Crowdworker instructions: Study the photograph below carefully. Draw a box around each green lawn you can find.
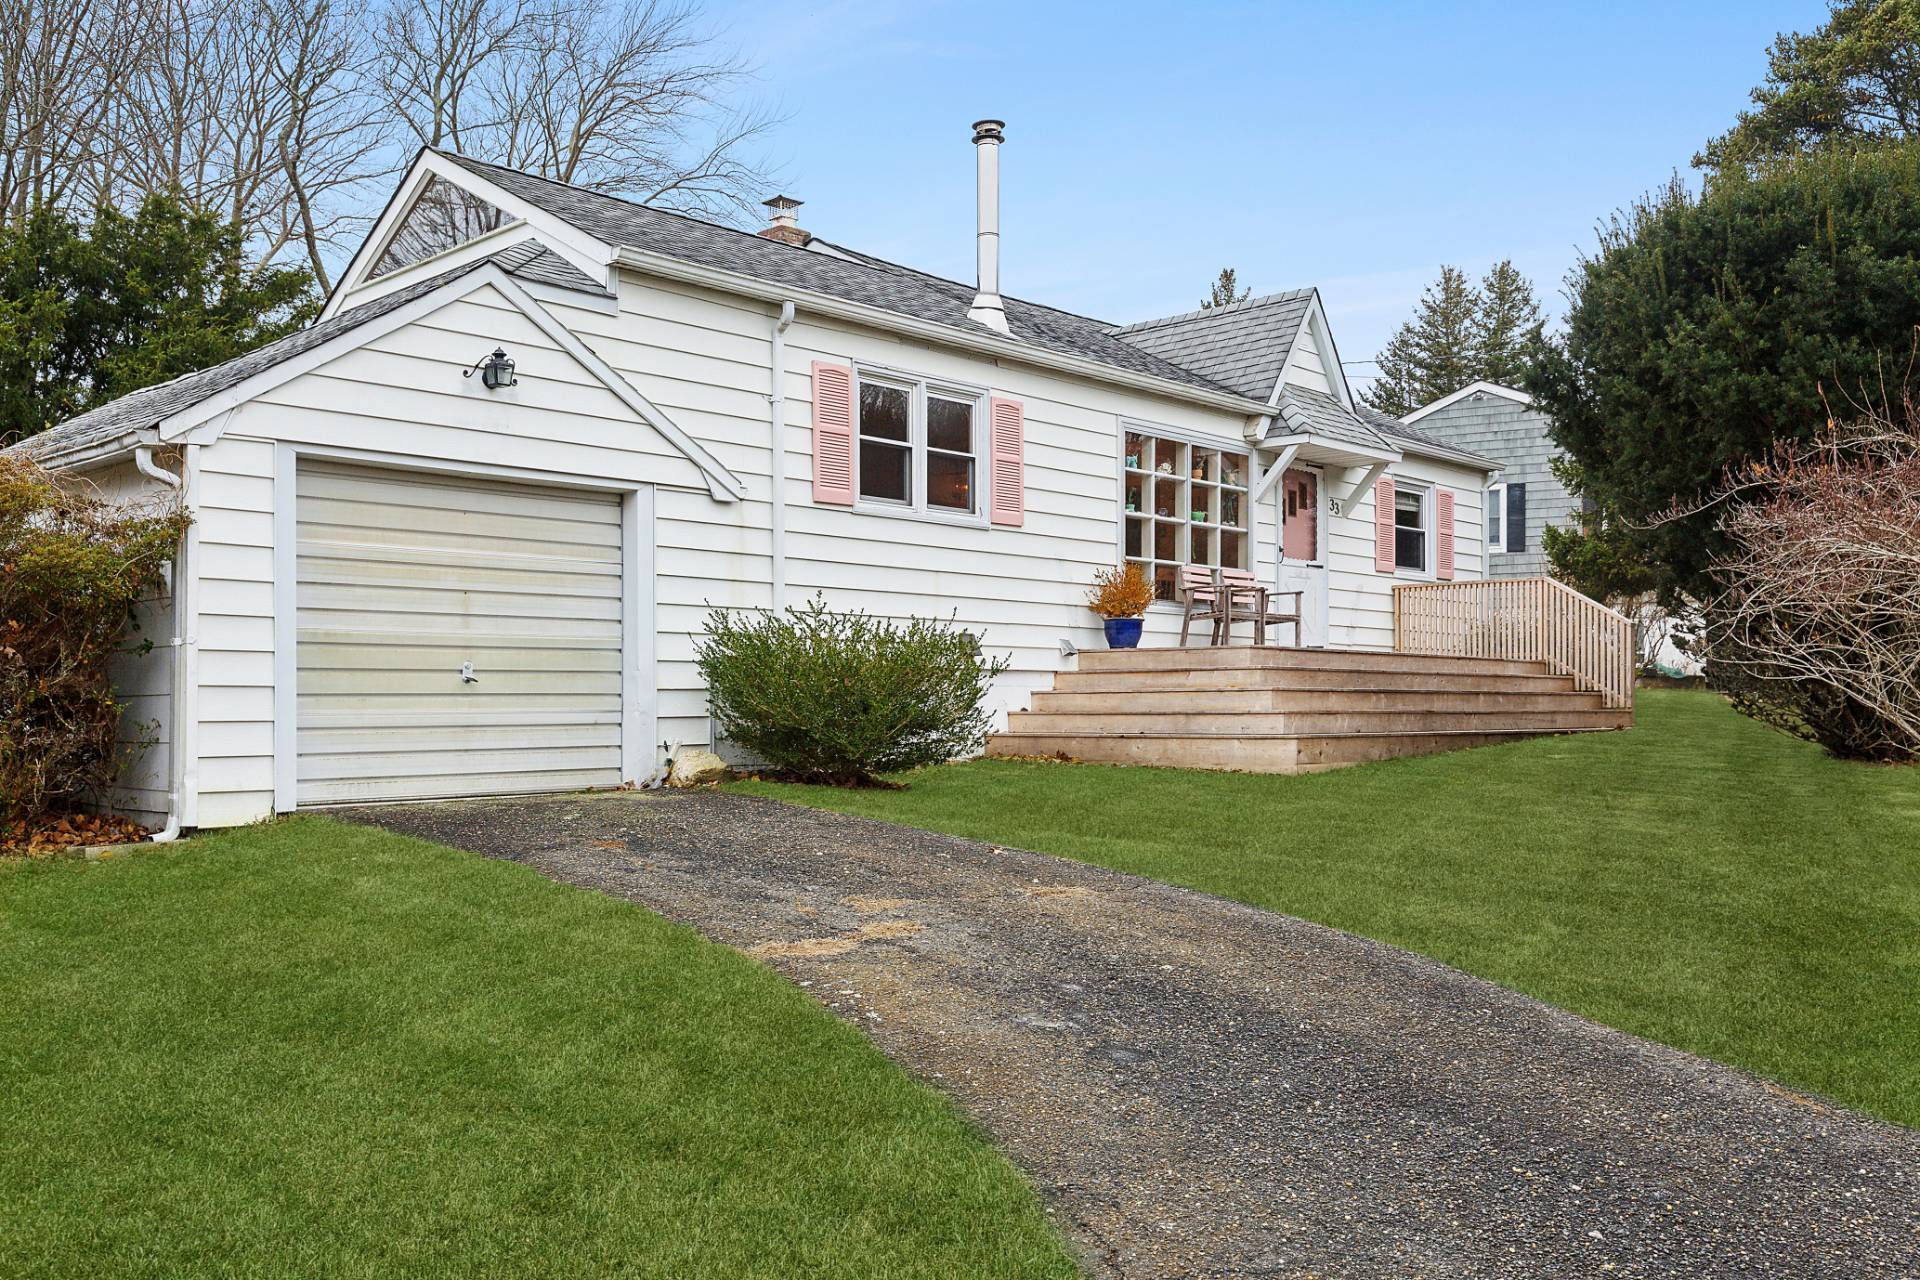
[732,691,1920,1130]
[0,820,1079,1279]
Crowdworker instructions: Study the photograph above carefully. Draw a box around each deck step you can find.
[1006,708,1632,736]
[986,727,1618,773]
[1076,646,1550,677]
[1029,687,1608,715]
[1054,667,1580,695]
[986,644,1631,774]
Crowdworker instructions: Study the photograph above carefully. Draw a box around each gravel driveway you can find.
[345,789,1920,1279]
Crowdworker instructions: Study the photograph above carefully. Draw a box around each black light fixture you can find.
[464,347,517,389]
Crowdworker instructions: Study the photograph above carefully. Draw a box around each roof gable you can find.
[1112,290,1315,402]
[14,260,744,500]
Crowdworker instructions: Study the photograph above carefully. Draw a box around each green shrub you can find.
[1,455,189,833]
[696,597,1010,786]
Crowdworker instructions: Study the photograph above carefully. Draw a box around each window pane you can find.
[1221,452,1247,487]
[859,440,908,501]
[1191,483,1215,524]
[858,383,909,442]
[928,397,973,454]
[1152,564,1177,602]
[1396,490,1423,527]
[1190,527,1214,565]
[1396,528,1425,571]
[1153,519,1178,561]
[1124,433,1148,470]
[926,451,973,511]
[1488,491,1503,549]
[371,176,511,278]
[1125,517,1145,558]
[1221,530,1245,569]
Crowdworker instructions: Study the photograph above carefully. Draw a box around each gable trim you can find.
[163,264,745,502]
[323,151,614,320]
[1265,290,1354,411]
[1402,380,1534,424]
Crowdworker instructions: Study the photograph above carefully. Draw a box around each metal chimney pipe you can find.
[967,119,1009,333]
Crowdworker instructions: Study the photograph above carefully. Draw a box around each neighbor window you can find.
[1122,429,1250,601]
[1394,486,1428,572]
[855,370,981,515]
[1487,482,1506,552]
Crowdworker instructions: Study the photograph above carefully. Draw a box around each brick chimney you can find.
[758,195,809,247]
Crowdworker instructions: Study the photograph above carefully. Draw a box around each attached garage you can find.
[294,460,629,805]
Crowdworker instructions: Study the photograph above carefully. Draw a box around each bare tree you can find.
[375,0,779,222]
[0,0,154,219]
[1662,372,1920,761]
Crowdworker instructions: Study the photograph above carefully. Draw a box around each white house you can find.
[15,121,1534,830]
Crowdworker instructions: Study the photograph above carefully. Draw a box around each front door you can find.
[1276,467,1329,646]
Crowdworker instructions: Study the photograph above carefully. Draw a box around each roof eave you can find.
[609,246,1273,419]
[1386,436,1502,472]
[15,424,158,470]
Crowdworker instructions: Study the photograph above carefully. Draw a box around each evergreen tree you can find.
[1475,259,1544,386]
[1362,262,1545,416]
[1697,0,1920,172]
[0,193,317,444]
[1202,267,1250,309]
[1361,265,1481,417]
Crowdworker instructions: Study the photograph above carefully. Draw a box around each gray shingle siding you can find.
[1407,394,1573,577]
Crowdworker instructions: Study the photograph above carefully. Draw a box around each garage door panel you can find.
[298,666,621,697]
[298,582,624,623]
[299,744,622,783]
[296,460,628,805]
[299,642,624,673]
[298,465,623,524]
[302,767,618,807]
[297,611,624,642]
[300,722,622,755]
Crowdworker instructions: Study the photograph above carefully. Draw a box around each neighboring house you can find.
[11,122,1499,829]
[1400,381,1576,578]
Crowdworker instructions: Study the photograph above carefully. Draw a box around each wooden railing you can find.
[1392,576,1636,709]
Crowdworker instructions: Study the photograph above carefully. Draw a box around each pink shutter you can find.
[1373,475,1396,572]
[988,396,1025,526]
[810,362,856,505]
[1436,488,1455,579]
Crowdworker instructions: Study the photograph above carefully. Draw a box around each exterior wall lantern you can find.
[464,347,517,389]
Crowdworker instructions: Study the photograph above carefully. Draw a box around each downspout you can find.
[768,299,795,613]
[134,443,187,843]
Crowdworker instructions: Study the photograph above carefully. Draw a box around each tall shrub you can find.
[1528,142,1920,600]
[695,597,1010,786]
[0,456,189,831]
[1672,380,1920,761]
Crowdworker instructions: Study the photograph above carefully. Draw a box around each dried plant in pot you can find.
[1087,564,1154,648]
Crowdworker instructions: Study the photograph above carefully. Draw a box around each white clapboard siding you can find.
[294,459,624,804]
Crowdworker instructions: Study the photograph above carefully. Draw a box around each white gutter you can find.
[609,246,1273,419]
[133,444,191,843]
[768,300,795,611]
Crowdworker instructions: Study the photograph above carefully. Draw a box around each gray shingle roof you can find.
[1271,386,1395,453]
[1357,404,1501,470]
[1109,290,1315,402]
[439,153,1252,402]
[11,241,601,465]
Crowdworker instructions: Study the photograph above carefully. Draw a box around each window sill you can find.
[849,500,991,531]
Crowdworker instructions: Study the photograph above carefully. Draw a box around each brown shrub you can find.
[1,455,189,831]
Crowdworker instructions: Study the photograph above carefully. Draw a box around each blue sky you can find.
[704,0,1816,389]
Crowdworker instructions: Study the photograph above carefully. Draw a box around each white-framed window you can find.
[854,367,985,518]
[1394,483,1430,573]
[1486,481,1506,553]
[1121,427,1250,601]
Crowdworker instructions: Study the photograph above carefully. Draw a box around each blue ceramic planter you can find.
[1103,617,1144,649]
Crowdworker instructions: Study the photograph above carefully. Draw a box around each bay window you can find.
[1122,428,1250,601]
[855,369,983,516]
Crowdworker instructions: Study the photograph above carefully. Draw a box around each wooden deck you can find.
[987,646,1633,774]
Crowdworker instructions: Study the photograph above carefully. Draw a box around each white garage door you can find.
[296,460,626,805]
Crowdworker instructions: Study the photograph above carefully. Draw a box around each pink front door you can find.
[1281,469,1318,562]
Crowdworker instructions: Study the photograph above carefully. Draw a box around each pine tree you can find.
[1475,259,1544,387]
[1361,262,1544,417]
[1361,265,1480,417]
[1202,267,1249,309]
